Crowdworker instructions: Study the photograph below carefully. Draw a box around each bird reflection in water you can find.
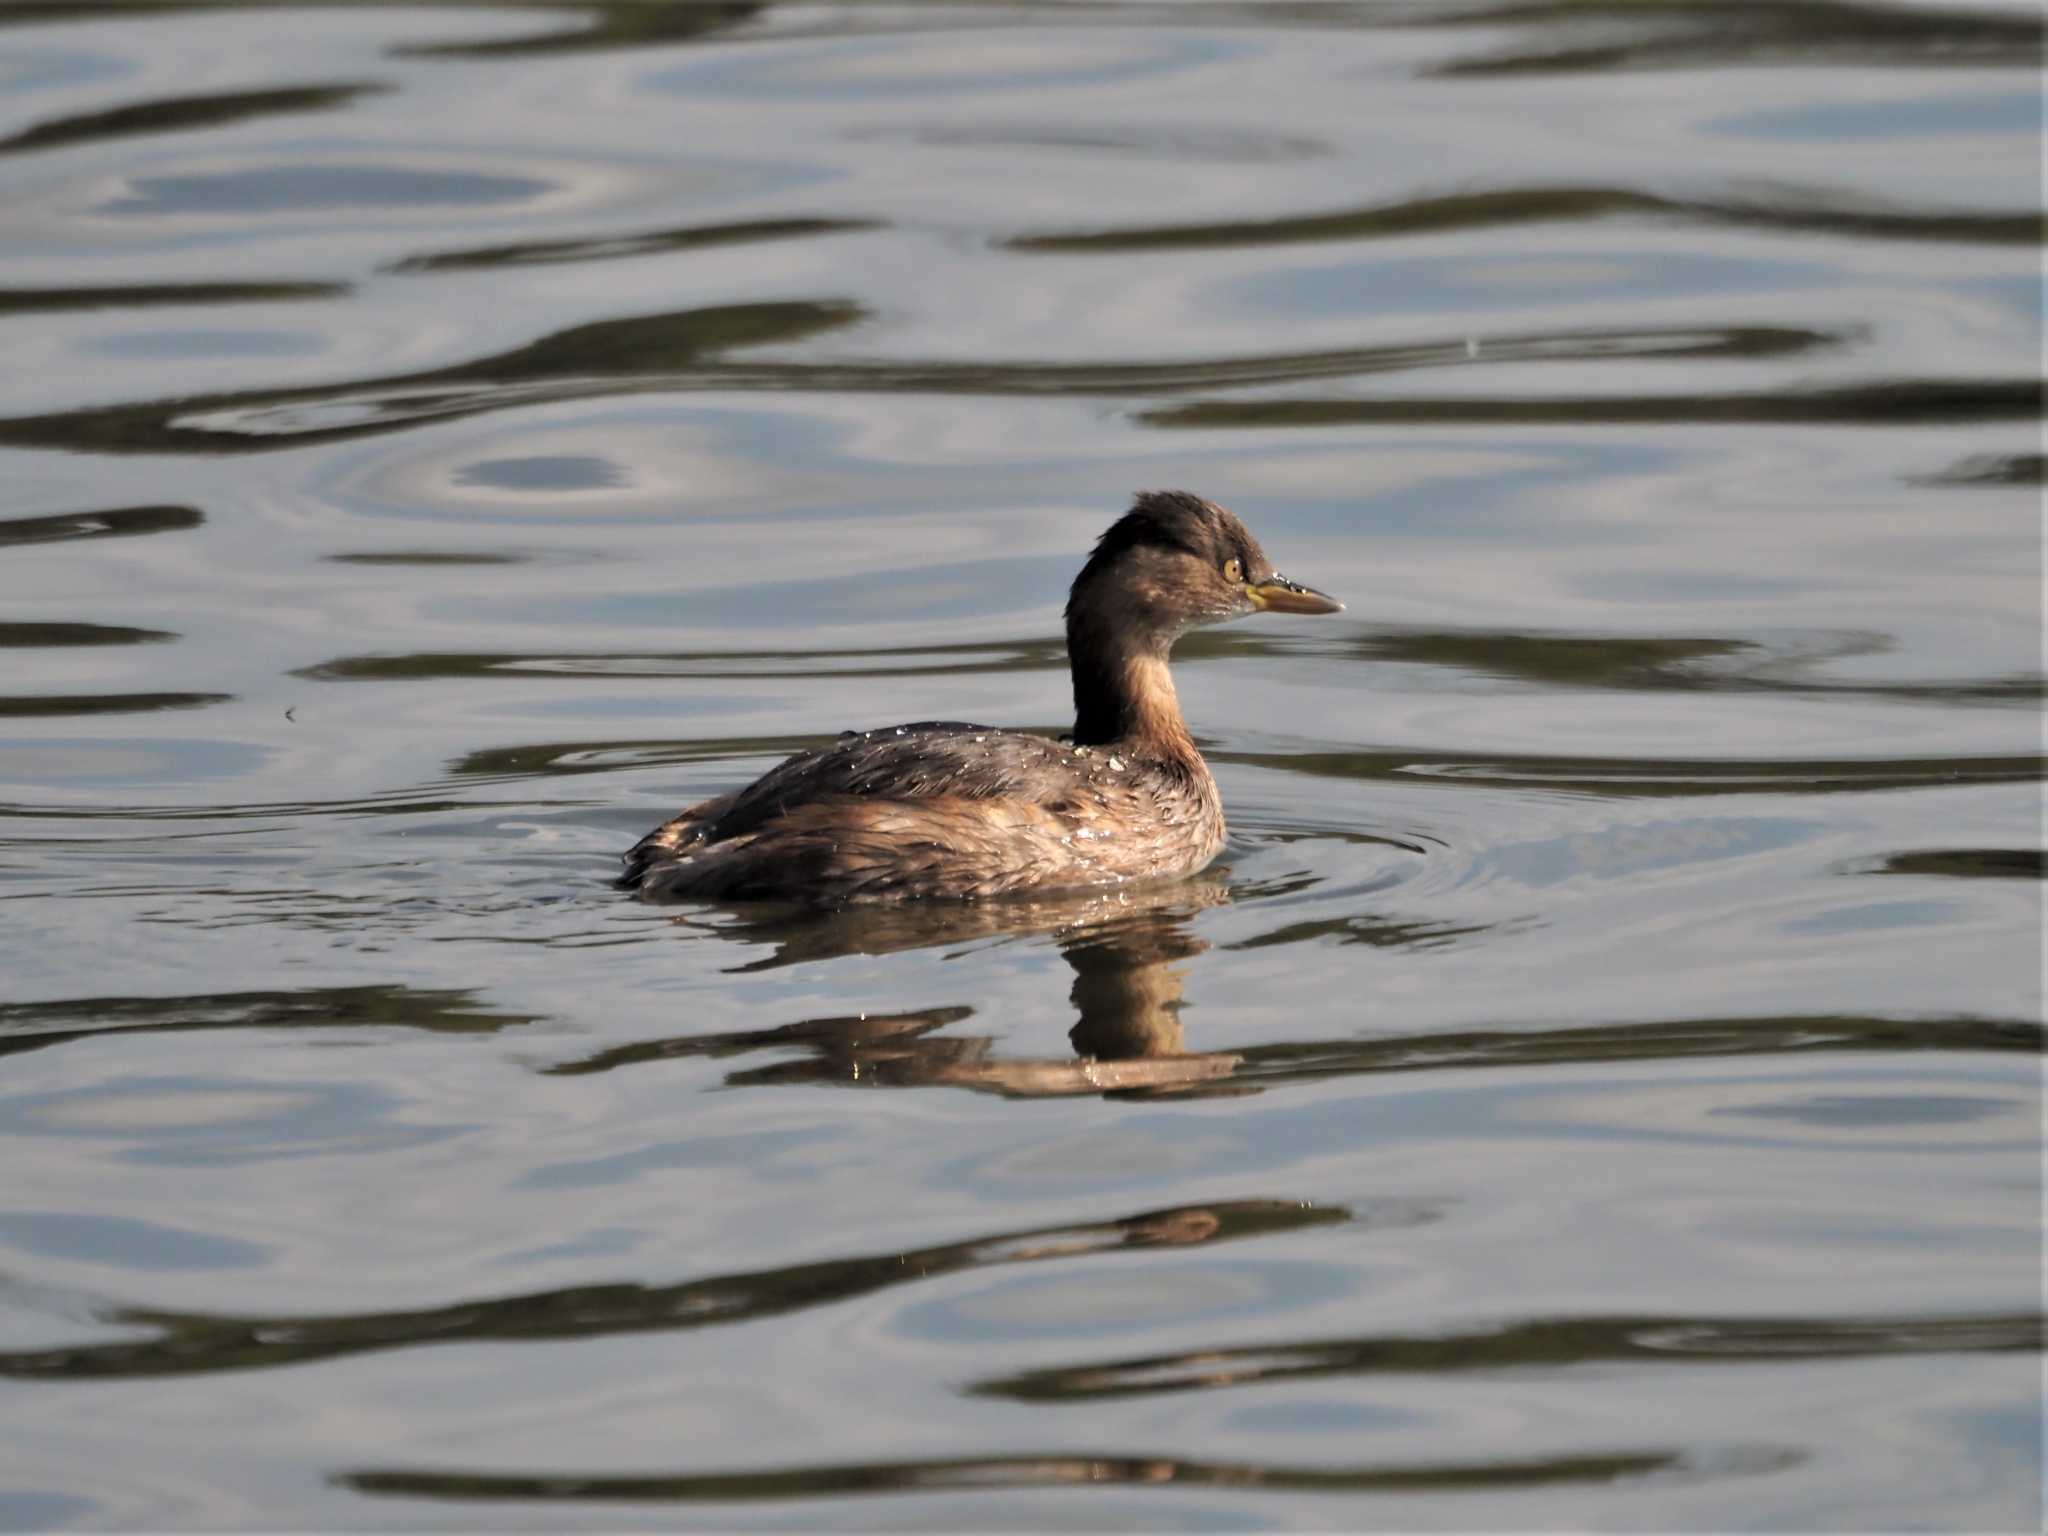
[562,877,1249,1098]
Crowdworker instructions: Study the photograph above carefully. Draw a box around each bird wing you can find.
[620,723,1080,885]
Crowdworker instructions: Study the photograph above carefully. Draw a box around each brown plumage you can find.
[623,491,1341,904]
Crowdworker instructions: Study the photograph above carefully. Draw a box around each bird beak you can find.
[1246,575,1343,615]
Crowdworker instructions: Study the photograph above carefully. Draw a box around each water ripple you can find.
[338,1445,1790,1503]
[973,1311,2045,1401]
[1012,182,2044,252]
[0,1199,1344,1380]
[0,82,385,156]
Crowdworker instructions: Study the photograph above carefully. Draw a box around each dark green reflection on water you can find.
[398,1,764,58]
[0,284,344,317]
[1216,746,2047,798]
[340,1447,1753,1504]
[1228,1015,2041,1086]
[1145,379,2042,429]
[1868,849,2046,880]
[1013,183,2043,252]
[1921,451,2047,486]
[974,1311,2046,1402]
[1427,0,2042,76]
[0,984,536,1061]
[0,1198,1345,1381]
[0,787,537,826]
[0,691,229,718]
[1205,627,2047,704]
[0,505,201,547]
[300,638,1067,685]
[326,550,527,567]
[389,215,879,273]
[0,623,173,648]
[0,83,384,156]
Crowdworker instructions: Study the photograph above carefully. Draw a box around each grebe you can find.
[623,491,1340,903]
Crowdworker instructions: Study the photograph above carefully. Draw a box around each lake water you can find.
[0,2,2041,1530]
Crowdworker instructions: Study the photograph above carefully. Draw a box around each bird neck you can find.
[1069,629,1200,763]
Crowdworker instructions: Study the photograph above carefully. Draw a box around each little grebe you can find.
[623,491,1340,903]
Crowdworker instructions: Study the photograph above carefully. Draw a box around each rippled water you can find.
[1,3,2042,1530]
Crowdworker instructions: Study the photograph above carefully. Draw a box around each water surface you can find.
[0,2,2040,1530]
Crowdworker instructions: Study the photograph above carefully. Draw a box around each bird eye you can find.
[1223,558,1243,583]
